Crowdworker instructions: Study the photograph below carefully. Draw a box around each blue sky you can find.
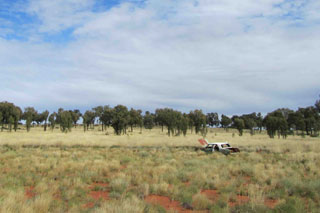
[0,0,320,115]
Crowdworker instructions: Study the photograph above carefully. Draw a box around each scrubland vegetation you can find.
[0,127,320,212]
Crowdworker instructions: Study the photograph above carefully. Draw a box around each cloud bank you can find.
[0,0,319,114]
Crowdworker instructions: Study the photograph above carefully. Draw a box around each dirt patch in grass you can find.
[229,195,250,207]
[145,195,193,212]
[200,189,219,202]
[84,182,110,209]
[89,182,109,190]
[183,181,191,186]
[25,186,36,199]
[264,198,278,209]
[89,191,109,200]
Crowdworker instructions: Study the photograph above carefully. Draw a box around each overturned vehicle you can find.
[198,139,240,155]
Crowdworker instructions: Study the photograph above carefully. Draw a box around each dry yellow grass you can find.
[0,126,319,212]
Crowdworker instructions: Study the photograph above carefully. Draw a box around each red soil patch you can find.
[25,186,36,199]
[89,182,109,190]
[120,165,127,170]
[83,182,110,209]
[83,202,95,208]
[145,195,191,212]
[264,198,278,209]
[183,181,191,186]
[201,190,219,202]
[89,191,109,200]
[229,195,250,207]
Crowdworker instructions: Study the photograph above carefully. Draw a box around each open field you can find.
[0,127,320,212]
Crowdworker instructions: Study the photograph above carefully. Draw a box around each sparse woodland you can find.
[0,96,320,138]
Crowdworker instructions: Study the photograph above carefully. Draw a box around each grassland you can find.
[0,127,320,212]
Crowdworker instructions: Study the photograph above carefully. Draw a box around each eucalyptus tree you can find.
[263,110,288,138]
[41,110,49,131]
[59,110,73,132]
[48,112,57,131]
[189,109,206,134]
[23,107,37,132]
[70,109,82,128]
[128,108,143,132]
[206,112,219,127]
[111,105,129,135]
[220,114,232,131]
[0,102,22,132]
[83,110,96,131]
[93,106,104,129]
[234,118,245,136]
[143,111,154,130]
[100,106,113,131]
[155,109,166,132]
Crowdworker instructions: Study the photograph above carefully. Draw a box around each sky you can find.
[0,0,320,115]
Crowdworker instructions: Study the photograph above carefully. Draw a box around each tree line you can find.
[0,97,319,138]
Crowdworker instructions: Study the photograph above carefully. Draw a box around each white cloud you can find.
[1,0,320,114]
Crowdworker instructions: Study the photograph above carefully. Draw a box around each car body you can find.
[198,139,240,154]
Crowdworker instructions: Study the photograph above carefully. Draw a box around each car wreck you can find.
[198,139,240,155]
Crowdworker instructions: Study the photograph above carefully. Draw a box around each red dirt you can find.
[120,165,127,170]
[229,195,250,207]
[83,182,110,209]
[25,186,36,199]
[83,202,95,208]
[89,182,109,190]
[89,190,109,200]
[145,195,194,212]
[183,181,191,186]
[264,198,278,209]
[201,190,219,202]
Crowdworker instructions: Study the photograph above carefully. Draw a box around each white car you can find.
[198,139,240,154]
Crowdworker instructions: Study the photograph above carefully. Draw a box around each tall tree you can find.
[70,109,82,128]
[82,110,96,131]
[100,106,113,131]
[206,112,220,127]
[234,118,245,136]
[41,110,49,131]
[263,110,288,138]
[143,111,154,130]
[0,102,22,132]
[23,107,37,132]
[111,105,129,135]
[93,106,104,129]
[48,112,57,131]
[189,110,206,134]
[59,110,73,132]
[221,114,232,131]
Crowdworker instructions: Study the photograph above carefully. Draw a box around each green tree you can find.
[206,112,219,127]
[93,106,104,130]
[48,112,57,131]
[263,110,288,138]
[41,110,49,131]
[234,118,245,136]
[82,110,96,131]
[100,106,113,131]
[189,110,206,134]
[60,110,73,132]
[0,102,22,132]
[70,109,82,128]
[221,114,232,131]
[128,108,140,132]
[23,107,37,132]
[111,105,129,135]
[155,108,168,132]
[143,111,154,130]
